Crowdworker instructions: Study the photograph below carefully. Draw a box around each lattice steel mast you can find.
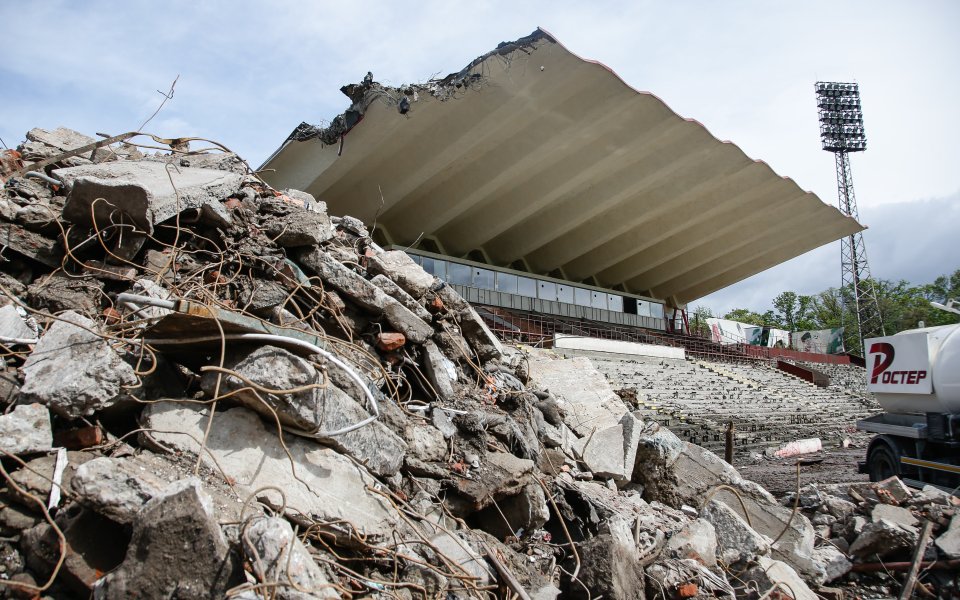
[815,82,884,354]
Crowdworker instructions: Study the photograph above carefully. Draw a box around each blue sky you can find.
[2,1,957,314]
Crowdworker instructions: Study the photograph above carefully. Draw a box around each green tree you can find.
[690,305,713,338]
[716,269,959,355]
[772,291,817,331]
[723,308,778,327]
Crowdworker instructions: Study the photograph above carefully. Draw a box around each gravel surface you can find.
[735,446,871,497]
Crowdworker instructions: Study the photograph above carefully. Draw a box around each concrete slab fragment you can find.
[527,354,627,436]
[20,311,137,418]
[201,345,406,477]
[55,161,243,234]
[298,249,433,343]
[142,402,403,539]
[0,403,51,455]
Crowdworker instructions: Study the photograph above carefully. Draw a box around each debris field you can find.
[0,128,958,599]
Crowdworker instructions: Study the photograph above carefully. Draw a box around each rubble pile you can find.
[776,476,960,597]
[0,127,956,599]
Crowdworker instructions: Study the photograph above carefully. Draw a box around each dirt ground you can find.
[734,446,871,498]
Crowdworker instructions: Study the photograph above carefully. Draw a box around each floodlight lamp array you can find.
[815,81,866,152]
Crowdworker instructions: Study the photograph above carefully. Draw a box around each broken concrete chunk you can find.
[71,457,167,523]
[485,451,536,478]
[8,451,94,510]
[142,403,404,540]
[404,423,447,462]
[628,420,819,579]
[259,196,332,247]
[448,451,537,516]
[55,161,243,235]
[527,354,627,437]
[368,250,436,299]
[0,403,51,455]
[741,556,818,600]
[94,479,242,600]
[578,424,627,481]
[20,311,137,418]
[370,274,432,321]
[423,339,458,401]
[201,344,406,477]
[298,248,433,343]
[27,273,103,315]
[665,518,718,568]
[242,515,339,599]
[432,407,458,439]
[567,530,645,600]
[811,545,852,584]
[429,532,493,588]
[0,222,62,268]
[871,502,919,527]
[821,495,857,521]
[848,517,919,560]
[0,503,39,533]
[627,422,685,497]
[701,499,770,566]
[872,476,912,504]
[458,305,503,362]
[0,304,37,341]
[26,127,99,155]
[477,482,550,539]
[935,514,960,558]
[619,412,644,480]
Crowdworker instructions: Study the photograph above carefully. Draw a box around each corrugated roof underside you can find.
[263,34,862,304]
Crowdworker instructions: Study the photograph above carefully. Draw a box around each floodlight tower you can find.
[814,81,884,354]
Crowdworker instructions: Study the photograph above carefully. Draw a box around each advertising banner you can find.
[864,333,932,395]
[745,326,791,348]
[791,328,845,354]
[706,318,751,345]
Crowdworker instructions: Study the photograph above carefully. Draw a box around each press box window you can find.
[574,287,591,307]
[473,268,495,290]
[496,272,518,294]
[538,281,557,301]
[607,294,623,312]
[449,262,471,285]
[591,291,607,309]
[421,257,446,279]
[636,301,651,317]
[517,277,537,298]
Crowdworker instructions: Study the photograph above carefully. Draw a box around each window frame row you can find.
[413,254,664,317]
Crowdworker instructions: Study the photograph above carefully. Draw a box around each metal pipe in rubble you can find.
[116,293,178,312]
[23,171,63,187]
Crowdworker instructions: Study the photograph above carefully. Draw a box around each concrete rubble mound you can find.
[0,126,957,599]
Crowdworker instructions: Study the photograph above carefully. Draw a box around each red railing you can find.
[476,305,851,365]
[476,306,677,349]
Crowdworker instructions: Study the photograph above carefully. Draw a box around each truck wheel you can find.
[867,442,900,482]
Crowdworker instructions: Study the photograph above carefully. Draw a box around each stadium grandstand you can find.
[261,28,862,366]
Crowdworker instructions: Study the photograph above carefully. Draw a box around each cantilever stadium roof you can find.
[261,28,863,306]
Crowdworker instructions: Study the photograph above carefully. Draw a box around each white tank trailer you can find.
[858,315,960,492]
